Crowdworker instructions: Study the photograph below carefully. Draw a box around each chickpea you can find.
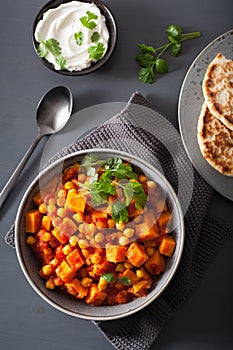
[26,236,36,245]
[90,253,102,264]
[116,221,125,231]
[57,189,67,198]
[94,232,105,243]
[42,232,51,242]
[146,247,155,256]
[78,239,89,249]
[73,212,85,223]
[62,245,72,255]
[139,174,147,183]
[123,228,134,238]
[119,236,130,246]
[57,207,67,218]
[147,180,157,191]
[81,277,92,288]
[39,203,47,214]
[46,279,56,290]
[69,235,79,247]
[64,181,75,190]
[57,197,66,207]
[78,173,86,183]
[42,264,53,276]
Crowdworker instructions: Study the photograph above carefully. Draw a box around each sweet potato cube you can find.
[145,250,165,275]
[114,290,133,304]
[86,284,107,306]
[126,243,149,267]
[120,269,139,285]
[52,227,69,244]
[66,248,85,271]
[106,246,127,263]
[92,211,108,222]
[136,222,160,241]
[42,215,51,231]
[65,278,88,299]
[129,280,151,296]
[56,261,76,283]
[33,192,43,206]
[59,217,78,237]
[25,209,42,233]
[66,189,86,213]
[159,236,176,257]
[157,211,171,228]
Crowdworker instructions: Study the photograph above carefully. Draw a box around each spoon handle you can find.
[0,133,42,209]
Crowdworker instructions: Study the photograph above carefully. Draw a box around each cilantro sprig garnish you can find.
[136,24,201,84]
[36,36,67,69]
[80,156,148,223]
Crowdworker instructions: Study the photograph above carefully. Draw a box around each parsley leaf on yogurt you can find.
[36,36,66,69]
[80,11,98,30]
[88,42,105,60]
[74,31,84,45]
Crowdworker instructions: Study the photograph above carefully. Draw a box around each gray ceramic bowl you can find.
[32,0,117,75]
[15,149,184,320]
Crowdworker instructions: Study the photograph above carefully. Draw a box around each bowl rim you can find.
[15,148,185,320]
[32,0,117,76]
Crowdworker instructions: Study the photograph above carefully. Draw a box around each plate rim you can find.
[178,28,233,201]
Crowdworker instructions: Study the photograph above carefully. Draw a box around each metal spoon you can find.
[0,86,73,209]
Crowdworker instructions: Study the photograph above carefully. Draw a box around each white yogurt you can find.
[35,1,109,71]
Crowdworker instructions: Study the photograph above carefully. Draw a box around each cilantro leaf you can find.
[74,31,84,46]
[170,43,182,57]
[138,66,155,84]
[124,181,147,209]
[113,163,137,180]
[105,158,122,169]
[55,55,67,69]
[80,11,98,30]
[91,32,100,43]
[137,43,156,54]
[101,273,115,283]
[155,58,169,74]
[90,178,116,206]
[166,24,182,39]
[118,276,131,285]
[37,42,47,58]
[45,38,62,56]
[136,53,155,68]
[111,202,129,223]
[88,42,105,61]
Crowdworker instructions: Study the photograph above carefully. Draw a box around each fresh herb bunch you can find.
[37,36,67,69]
[80,156,147,224]
[136,24,201,84]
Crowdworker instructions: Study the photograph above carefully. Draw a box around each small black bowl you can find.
[32,0,117,75]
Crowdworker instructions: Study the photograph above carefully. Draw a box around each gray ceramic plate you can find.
[178,29,233,201]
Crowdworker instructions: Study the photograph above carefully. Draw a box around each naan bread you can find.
[202,53,233,131]
[197,102,233,177]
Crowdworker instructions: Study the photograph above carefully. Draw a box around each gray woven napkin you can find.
[5,92,232,350]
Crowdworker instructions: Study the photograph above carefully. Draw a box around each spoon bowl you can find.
[0,86,73,208]
[37,86,73,135]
